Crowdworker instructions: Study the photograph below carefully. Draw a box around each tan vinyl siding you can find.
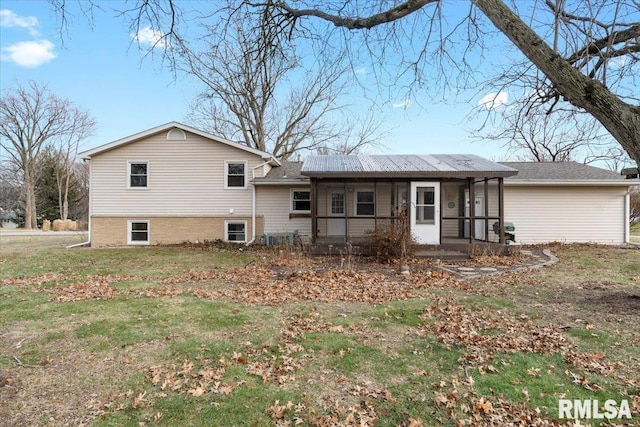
[256,186,312,239]
[90,130,268,216]
[91,216,262,247]
[504,186,626,244]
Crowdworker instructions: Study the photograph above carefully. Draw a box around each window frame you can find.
[127,161,149,189]
[224,160,247,189]
[291,189,311,213]
[355,189,376,217]
[416,186,436,225]
[127,220,150,245]
[225,220,247,243]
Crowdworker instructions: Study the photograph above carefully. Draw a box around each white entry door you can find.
[410,182,440,244]
[328,190,346,237]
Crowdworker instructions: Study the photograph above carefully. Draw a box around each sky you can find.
[1,1,515,158]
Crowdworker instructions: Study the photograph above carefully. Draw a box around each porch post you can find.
[484,178,489,241]
[469,178,475,244]
[311,178,317,244]
[374,180,378,231]
[498,177,505,244]
[390,179,396,224]
[344,181,348,242]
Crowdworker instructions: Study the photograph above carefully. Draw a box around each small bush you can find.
[64,219,77,231]
[52,219,64,231]
[362,214,416,263]
[42,220,51,232]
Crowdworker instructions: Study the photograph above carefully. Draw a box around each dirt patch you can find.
[581,292,640,315]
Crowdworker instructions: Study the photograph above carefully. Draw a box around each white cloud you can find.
[1,40,56,68]
[478,91,508,110]
[354,66,366,75]
[132,26,168,48]
[392,99,412,109]
[0,9,39,36]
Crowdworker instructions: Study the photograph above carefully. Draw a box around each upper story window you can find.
[291,190,311,213]
[356,190,375,216]
[128,162,148,188]
[225,161,246,188]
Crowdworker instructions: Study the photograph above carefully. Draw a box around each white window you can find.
[291,190,311,213]
[225,220,247,243]
[128,161,148,189]
[355,190,375,216]
[225,161,247,188]
[127,220,150,245]
[416,186,436,224]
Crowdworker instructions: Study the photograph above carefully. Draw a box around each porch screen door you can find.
[410,182,440,244]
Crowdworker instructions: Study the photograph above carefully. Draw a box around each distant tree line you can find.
[0,81,95,229]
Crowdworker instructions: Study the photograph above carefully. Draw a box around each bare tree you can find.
[479,100,616,163]
[47,1,640,165]
[0,160,22,223]
[261,0,640,165]
[0,81,96,228]
[52,113,95,221]
[176,5,383,159]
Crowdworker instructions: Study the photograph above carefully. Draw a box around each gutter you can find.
[504,180,631,187]
[246,161,272,245]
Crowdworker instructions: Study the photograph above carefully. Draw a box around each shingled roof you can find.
[500,161,628,184]
[253,161,308,185]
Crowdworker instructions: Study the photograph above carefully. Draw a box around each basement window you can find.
[127,220,150,245]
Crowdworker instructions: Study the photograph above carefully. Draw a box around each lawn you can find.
[0,237,638,426]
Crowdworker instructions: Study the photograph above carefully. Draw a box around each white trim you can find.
[410,182,440,245]
[79,121,279,165]
[127,220,150,245]
[224,160,248,189]
[505,180,632,187]
[290,189,311,213]
[225,220,247,243]
[127,160,149,189]
[354,188,375,217]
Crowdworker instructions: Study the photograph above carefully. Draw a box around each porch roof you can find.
[301,154,518,178]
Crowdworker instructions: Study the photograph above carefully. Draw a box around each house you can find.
[257,154,518,248]
[80,122,279,247]
[80,122,636,248]
[502,162,635,245]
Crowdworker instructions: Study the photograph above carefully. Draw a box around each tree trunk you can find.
[24,176,37,229]
[474,0,640,166]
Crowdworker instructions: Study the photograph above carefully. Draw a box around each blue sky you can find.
[0,1,509,157]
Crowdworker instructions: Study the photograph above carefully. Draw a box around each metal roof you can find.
[301,154,518,178]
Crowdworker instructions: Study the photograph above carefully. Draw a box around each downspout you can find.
[246,160,272,245]
[66,159,91,248]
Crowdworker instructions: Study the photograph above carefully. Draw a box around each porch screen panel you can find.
[416,187,435,224]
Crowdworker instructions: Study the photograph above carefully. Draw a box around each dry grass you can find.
[1,239,638,426]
